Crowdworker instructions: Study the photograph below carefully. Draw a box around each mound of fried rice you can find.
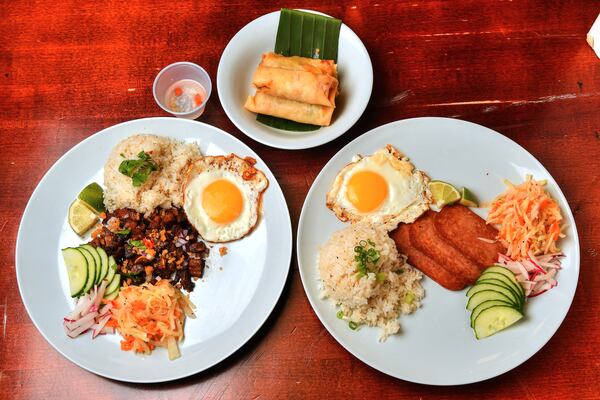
[103,134,200,216]
[318,222,424,340]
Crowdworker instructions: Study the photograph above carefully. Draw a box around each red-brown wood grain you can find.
[1,0,600,398]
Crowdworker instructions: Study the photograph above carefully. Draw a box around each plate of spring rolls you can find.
[217,9,373,150]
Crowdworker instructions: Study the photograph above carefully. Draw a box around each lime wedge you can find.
[68,199,99,236]
[78,182,105,214]
[459,187,479,207]
[428,180,460,207]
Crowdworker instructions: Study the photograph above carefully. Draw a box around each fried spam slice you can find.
[409,210,481,285]
[434,205,505,270]
[391,223,467,291]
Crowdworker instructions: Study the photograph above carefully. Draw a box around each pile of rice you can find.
[103,134,201,216]
[319,222,424,341]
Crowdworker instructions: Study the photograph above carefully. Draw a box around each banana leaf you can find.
[256,8,341,131]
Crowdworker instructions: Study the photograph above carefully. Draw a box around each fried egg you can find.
[326,145,431,229]
[183,154,268,242]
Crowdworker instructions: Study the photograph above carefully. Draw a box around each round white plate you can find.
[297,117,579,385]
[16,117,292,383]
[217,9,373,150]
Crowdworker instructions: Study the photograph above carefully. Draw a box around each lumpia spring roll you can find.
[252,66,338,107]
[244,92,334,126]
[260,52,337,78]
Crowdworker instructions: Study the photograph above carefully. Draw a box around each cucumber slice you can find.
[61,248,88,297]
[466,282,521,308]
[105,256,117,283]
[467,289,516,311]
[103,290,119,301]
[483,266,523,292]
[473,305,523,339]
[105,274,121,295]
[80,244,101,285]
[477,277,524,308]
[96,247,109,284]
[479,269,524,297]
[470,299,514,327]
[77,247,97,294]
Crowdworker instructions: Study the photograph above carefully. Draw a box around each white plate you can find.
[297,117,580,385]
[217,9,373,150]
[16,117,292,383]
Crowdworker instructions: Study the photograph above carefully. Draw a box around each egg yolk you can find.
[346,171,388,212]
[202,179,244,223]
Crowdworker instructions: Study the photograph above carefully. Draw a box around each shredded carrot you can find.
[487,175,564,260]
[110,280,196,360]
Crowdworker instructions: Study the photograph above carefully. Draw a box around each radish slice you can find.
[92,315,112,339]
[101,327,115,335]
[67,320,95,338]
[98,303,113,317]
[64,312,98,331]
[93,280,109,310]
[63,278,116,339]
[495,253,562,298]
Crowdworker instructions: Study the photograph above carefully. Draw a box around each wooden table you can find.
[1,1,599,398]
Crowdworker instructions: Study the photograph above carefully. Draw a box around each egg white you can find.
[184,168,263,242]
[326,145,431,229]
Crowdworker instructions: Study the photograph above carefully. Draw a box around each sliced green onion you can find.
[376,272,387,282]
[336,310,344,319]
[348,321,358,330]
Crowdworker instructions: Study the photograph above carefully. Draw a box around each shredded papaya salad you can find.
[488,175,564,259]
[109,279,196,360]
[487,175,566,297]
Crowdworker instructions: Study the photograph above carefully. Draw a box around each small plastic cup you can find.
[153,62,212,119]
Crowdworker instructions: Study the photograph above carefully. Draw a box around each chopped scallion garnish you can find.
[353,239,381,279]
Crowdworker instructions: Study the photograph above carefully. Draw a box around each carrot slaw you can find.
[109,279,196,360]
[487,175,564,260]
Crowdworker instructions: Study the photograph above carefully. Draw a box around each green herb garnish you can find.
[116,228,131,236]
[354,239,381,279]
[348,321,358,330]
[118,151,158,187]
[336,310,344,319]
[129,239,146,251]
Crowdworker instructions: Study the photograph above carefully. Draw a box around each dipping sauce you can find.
[165,79,207,113]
